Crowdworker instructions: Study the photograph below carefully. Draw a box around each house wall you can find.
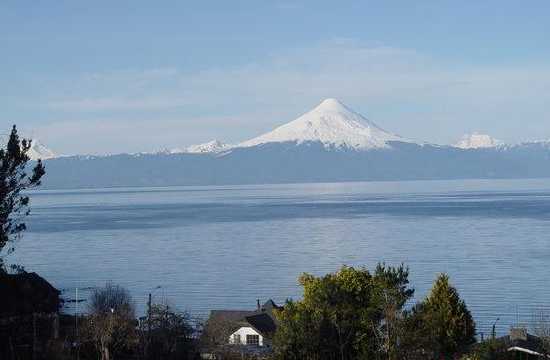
[229,327,264,346]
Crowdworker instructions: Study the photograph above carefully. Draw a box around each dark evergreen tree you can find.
[0,125,45,268]
[416,273,476,359]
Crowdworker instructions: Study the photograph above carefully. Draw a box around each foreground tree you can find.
[371,264,415,359]
[139,303,196,360]
[200,313,240,353]
[405,274,476,359]
[531,309,550,356]
[273,299,323,359]
[273,264,414,360]
[82,283,137,360]
[0,125,45,268]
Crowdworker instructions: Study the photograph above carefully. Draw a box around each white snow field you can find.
[455,133,502,149]
[238,98,414,150]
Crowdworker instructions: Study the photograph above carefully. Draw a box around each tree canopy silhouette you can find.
[273,264,414,360]
[0,125,45,267]
[405,273,476,359]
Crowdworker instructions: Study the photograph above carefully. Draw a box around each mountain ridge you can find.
[37,139,550,189]
[28,99,550,157]
[22,98,550,189]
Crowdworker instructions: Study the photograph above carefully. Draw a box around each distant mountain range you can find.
[33,99,550,189]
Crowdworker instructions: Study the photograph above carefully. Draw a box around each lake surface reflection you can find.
[11,179,550,336]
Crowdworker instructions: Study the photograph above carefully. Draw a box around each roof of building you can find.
[209,300,281,321]
[261,299,283,313]
[495,328,546,357]
[209,310,257,323]
[207,299,281,338]
[245,313,277,337]
[0,272,61,317]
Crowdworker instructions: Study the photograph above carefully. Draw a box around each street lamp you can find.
[148,285,162,305]
[145,285,162,358]
[492,317,500,339]
[148,286,162,317]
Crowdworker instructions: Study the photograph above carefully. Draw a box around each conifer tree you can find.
[0,125,45,268]
[420,273,476,359]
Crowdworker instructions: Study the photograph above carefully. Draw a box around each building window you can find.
[233,334,241,344]
[246,334,259,345]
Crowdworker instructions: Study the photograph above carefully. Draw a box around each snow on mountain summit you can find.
[454,133,501,149]
[173,99,417,154]
[186,140,230,154]
[28,139,56,160]
[239,98,411,150]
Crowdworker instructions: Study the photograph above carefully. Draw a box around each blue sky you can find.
[2,1,550,154]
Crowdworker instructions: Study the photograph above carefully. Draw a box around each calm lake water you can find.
[9,179,550,336]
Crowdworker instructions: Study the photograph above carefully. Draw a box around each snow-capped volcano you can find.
[454,133,501,149]
[0,137,55,160]
[28,139,56,160]
[239,98,411,151]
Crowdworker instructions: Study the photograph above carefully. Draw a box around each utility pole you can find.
[75,287,80,360]
[32,313,37,360]
[145,285,160,358]
[147,293,152,357]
